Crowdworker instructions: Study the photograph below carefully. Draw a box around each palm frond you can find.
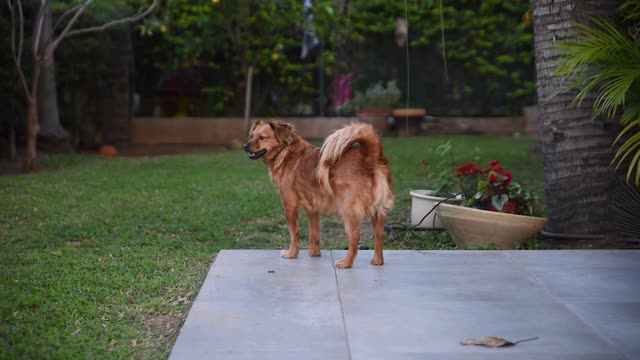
[622,103,640,124]
[556,12,640,184]
[593,70,639,118]
[632,147,640,184]
[613,121,640,160]
[613,178,640,241]
[620,0,640,25]
[612,119,640,184]
[556,19,640,117]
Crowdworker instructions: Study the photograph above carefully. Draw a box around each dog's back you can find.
[318,123,395,218]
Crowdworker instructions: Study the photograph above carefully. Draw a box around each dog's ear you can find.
[269,121,295,145]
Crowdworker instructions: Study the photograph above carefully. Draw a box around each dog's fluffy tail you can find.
[318,123,394,215]
[318,123,381,191]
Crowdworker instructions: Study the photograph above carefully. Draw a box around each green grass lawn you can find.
[0,135,542,358]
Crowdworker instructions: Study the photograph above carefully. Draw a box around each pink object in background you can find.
[332,74,352,108]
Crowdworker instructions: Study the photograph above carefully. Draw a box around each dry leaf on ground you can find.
[460,336,539,347]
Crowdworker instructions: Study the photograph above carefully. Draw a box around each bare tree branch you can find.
[33,0,48,58]
[7,0,25,63]
[7,0,31,100]
[41,0,94,62]
[16,0,23,63]
[52,3,83,35]
[63,0,158,39]
[43,0,157,62]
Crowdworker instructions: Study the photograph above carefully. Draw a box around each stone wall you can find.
[131,115,533,146]
[420,116,525,137]
[130,117,357,145]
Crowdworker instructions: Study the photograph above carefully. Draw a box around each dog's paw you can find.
[370,256,384,266]
[280,249,299,259]
[335,259,353,269]
[308,247,321,257]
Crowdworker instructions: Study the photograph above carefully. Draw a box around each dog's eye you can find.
[258,135,267,141]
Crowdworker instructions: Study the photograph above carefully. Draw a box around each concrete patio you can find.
[169,250,640,360]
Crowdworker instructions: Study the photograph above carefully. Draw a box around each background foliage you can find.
[1,0,536,153]
[137,0,346,116]
[556,0,640,184]
[348,0,535,115]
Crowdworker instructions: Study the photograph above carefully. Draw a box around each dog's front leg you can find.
[281,205,300,258]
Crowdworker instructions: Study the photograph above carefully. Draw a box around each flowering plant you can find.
[421,140,458,197]
[456,160,540,215]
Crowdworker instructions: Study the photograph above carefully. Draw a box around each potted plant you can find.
[436,160,547,249]
[351,80,401,134]
[410,140,463,229]
[456,160,541,215]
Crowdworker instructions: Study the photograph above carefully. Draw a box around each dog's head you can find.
[243,120,295,160]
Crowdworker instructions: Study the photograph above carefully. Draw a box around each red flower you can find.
[493,165,502,173]
[489,160,499,166]
[489,174,497,183]
[501,171,513,186]
[456,162,479,177]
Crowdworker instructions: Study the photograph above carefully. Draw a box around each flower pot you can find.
[357,109,390,135]
[391,108,426,118]
[410,190,462,229]
[436,203,547,249]
[391,108,426,136]
[487,200,518,214]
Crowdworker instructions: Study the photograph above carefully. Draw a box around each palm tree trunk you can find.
[533,0,620,239]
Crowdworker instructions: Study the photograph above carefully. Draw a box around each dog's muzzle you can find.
[243,143,267,160]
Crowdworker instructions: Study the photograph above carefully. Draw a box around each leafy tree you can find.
[348,0,534,115]
[141,0,346,116]
[6,0,156,171]
[54,1,130,147]
[0,6,25,160]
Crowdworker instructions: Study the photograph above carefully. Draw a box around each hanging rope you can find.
[403,0,410,133]
[439,0,449,82]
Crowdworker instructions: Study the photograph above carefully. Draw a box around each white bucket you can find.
[410,190,462,229]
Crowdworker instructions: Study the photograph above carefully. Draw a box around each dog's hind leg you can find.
[307,210,321,257]
[335,213,362,269]
[370,213,386,266]
[281,205,300,259]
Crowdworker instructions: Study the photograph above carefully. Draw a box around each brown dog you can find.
[243,120,394,268]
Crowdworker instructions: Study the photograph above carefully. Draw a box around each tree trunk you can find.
[24,65,41,172]
[243,65,253,134]
[533,0,620,239]
[25,101,38,171]
[37,1,70,149]
[8,125,16,161]
[23,98,39,172]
